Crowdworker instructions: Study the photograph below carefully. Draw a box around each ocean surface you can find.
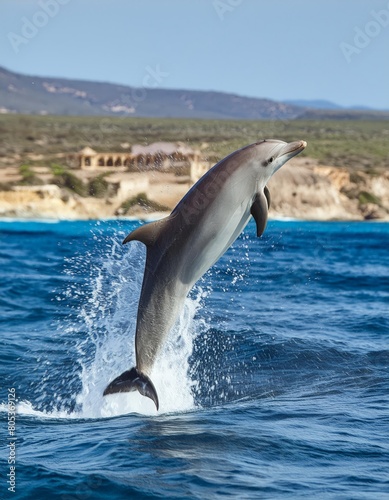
[0,219,388,499]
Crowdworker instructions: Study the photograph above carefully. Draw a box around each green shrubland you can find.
[0,115,388,172]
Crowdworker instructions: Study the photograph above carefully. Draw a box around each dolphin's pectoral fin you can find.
[123,217,170,247]
[103,367,159,410]
[250,190,269,237]
[264,185,271,209]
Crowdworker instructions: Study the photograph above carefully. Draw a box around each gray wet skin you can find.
[104,139,307,409]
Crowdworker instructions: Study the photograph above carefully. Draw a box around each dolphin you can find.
[103,139,307,409]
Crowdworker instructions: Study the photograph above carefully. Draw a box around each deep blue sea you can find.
[0,219,388,499]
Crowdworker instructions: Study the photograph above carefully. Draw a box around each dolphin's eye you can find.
[263,157,274,166]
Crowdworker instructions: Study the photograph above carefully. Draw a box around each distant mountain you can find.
[284,99,344,110]
[0,66,387,120]
[349,105,376,111]
[284,99,381,113]
[0,66,303,120]
[295,108,389,121]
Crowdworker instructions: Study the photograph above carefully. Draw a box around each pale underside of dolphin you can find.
[103,139,307,410]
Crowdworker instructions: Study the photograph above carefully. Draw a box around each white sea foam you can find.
[83,294,201,418]
[0,217,61,223]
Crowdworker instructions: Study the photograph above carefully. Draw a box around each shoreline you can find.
[1,215,389,224]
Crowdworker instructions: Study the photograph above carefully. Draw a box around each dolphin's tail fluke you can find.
[103,367,159,410]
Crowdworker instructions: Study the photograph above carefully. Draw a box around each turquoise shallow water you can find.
[0,219,388,499]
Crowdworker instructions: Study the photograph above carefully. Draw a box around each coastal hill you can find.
[2,66,389,121]
[0,66,302,120]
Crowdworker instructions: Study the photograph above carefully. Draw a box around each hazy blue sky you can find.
[1,0,389,108]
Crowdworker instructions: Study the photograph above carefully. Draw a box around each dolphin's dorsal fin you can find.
[123,217,170,247]
[251,189,269,237]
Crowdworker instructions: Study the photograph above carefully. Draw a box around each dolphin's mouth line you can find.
[279,140,307,158]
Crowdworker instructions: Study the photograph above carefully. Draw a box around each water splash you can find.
[77,238,202,417]
[4,226,256,420]
[13,231,203,419]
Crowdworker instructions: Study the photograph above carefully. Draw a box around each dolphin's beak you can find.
[279,140,307,160]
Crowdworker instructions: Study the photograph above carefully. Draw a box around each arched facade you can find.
[77,143,210,182]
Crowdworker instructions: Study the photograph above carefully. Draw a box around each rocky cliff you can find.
[268,158,389,221]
